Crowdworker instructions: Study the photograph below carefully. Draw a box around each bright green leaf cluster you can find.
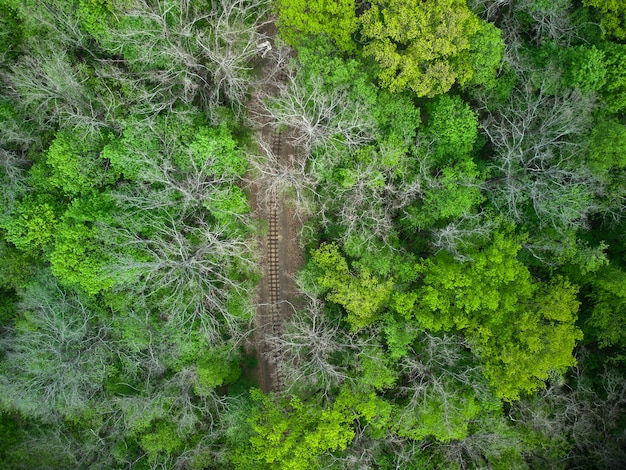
[360,0,502,96]
[584,0,626,39]
[311,242,393,329]
[416,233,582,400]
[276,0,359,52]
[248,389,356,469]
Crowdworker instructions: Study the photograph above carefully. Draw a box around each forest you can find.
[0,0,625,468]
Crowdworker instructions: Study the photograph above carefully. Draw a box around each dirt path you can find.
[246,30,305,393]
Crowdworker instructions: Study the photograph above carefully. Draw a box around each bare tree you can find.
[249,135,320,219]
[9,0,101,56]
[468,0,511,22]
[260,71,378,154]
[429,212,496,261]
[7,46,119,136]
[0,97,39,150]
[0,277,113,423]
[480,79,601,237]
[469,0,578,47]
[438,412,528,469]
[2,424,90,469]
[95,111,256,342]
[111,145,247,224]
[251,125,421,250]
[103,213,256,341]
[0,148,30,214]
[510,352,626,469]
[110,361,234,467]
[313,149,422,252]
[265,293,355,396]
[196,0,272,111]
[394,333,490,438]
[106,0,271,117]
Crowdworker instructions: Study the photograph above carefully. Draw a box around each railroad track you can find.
[266,129,284,390]
[277,69,288,86]
[267,129,282,311]
[250,58,298,393]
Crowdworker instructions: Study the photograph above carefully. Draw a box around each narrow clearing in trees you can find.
[246,29,305,393]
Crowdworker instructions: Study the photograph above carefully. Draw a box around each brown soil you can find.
[245,27,305,393]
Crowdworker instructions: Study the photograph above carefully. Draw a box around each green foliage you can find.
[114,15,173,70]
[2,195,60,254]
[600,42,626,113]
[0,419,80,470]
[482,63,519,105]
[295,36,378,105]
[101,122,161,181]
[479,277,582,401]
[104,115,245,185]
[359,348,397,391]
[394,388,483,442]
[49,220,113,294]
[311,243,393,329]
[159,327,211,372]
[120,395,169,438]
[584,0,626,39]
[32,129,113,197]
[528,42,607,95]
[0,412,20,464]
[188,123,247,178]
[564,45,606,93]
[423,94,479,164]
[346,237,416,280]
[373,90,421,158]
[416,232,582,400]
[0,96,32,149]
[432,410,531,469]
[78,0,114,41]
[587,116,626,173]
[194,345,242,396]
[2,0,625,465]
[209,185,249,222]
[0,240,36,290]
[360,0,499,96]
[416,95,485,226]
[0,1,24,61]
[0,287,18,325]
[382,313,421,360]
[421,162,485,224]
[416,234,531,329]
[466,20,504,90]
[277,0,359,52]
[586,265,626,348]
[247,388,358,469]
[140,420,185,462]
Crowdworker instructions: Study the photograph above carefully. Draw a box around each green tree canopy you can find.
[600,42,626,113]
[422,94,479,164]
[276,0,359,52]
[584,0,626,39]
[30,129,114,198]
[416,232,582,400]
[311,242,393,330]
[585,265,626,349]
[360,0,502,96]
[247,388,358,469]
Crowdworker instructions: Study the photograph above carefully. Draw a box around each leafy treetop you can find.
[415,231,582,400]
[360,0,502,96]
